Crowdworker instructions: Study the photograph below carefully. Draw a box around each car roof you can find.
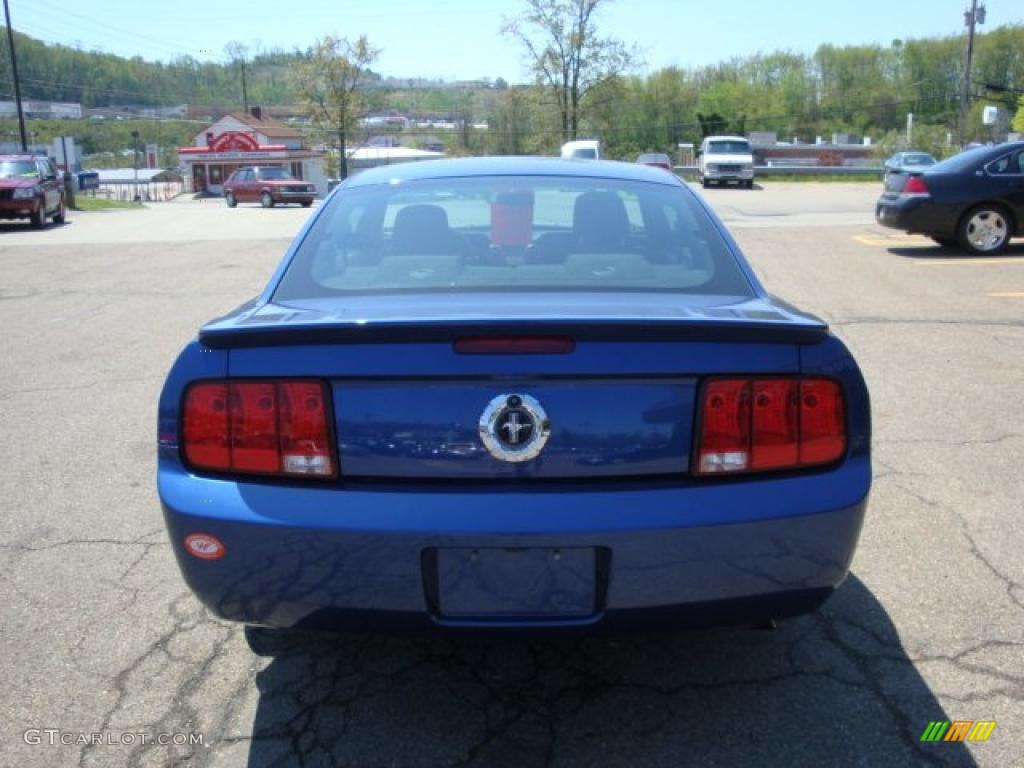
[703,136,749,143]
[344,156,683,188]
[0,154,41,161]
[933,141,1024,167]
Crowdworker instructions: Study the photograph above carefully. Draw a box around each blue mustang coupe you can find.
[158,157,870,633]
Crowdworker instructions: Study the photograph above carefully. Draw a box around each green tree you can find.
[502,0,635,141]
[291,36,379,180]
[1012,96,1024,132]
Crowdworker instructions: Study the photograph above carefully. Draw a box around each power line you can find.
[24,0,200,58]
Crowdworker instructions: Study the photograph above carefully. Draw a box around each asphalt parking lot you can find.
[1,183,1022,767]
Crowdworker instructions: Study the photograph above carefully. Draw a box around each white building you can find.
[178,109,327,196]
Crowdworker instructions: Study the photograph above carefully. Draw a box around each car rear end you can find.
[875,169,957,238]
[158,160,870,632]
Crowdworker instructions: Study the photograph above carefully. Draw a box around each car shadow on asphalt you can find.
[888,242,1024,259]
[240,576,976,767]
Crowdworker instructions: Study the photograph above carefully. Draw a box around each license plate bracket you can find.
[425,547,603,620]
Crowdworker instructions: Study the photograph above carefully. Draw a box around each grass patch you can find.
[72,196,146,211]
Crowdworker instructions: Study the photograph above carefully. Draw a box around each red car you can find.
[0,155,67,229]
[635,152,674,171]
[223,166,316,208]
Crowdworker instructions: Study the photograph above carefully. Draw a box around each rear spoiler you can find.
[199,318,829,349]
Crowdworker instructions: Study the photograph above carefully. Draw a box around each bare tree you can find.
[291,35,380,180]
[502,0,634,141]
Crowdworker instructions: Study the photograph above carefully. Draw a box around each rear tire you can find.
[301,200,312,208]
[701,178,709,189]
[957,205,1011,254]
[261,191,274,208]
[30,202,46,229]
[244,625,296,656]
[52,198,66,224]
[225,192,237,208]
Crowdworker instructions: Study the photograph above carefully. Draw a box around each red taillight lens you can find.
[697,379,751,474]
[798,378,846,465]
[230,381,280,472]
[901,175,930,197]
[696,377,846,476]
[183,382,230,470]
[182,379,335,479]
[278,381,335,476]
[750,379,799,470]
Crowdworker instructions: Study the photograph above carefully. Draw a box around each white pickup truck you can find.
[696,136,755,189]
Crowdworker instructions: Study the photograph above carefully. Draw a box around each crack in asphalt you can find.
[891,479,1024,616]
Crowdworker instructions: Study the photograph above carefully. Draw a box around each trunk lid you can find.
[206,293,823,480]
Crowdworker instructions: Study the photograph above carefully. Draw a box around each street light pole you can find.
[130,130,140,201]
[959,0,986,147]
[2,0,29,151]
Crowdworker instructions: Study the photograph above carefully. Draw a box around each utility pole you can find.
[959,0,986,147]
[130,130,140,200]
[3,0,28,151]
[240,57,249,113]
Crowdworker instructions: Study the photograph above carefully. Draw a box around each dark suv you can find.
[0,155,67,229]
[223,166,316,208]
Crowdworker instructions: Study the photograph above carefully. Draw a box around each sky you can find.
[11,0,1024,82]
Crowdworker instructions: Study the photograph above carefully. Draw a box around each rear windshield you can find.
[707,141,750,154]
[929,146,992,174]
[903,153,935,165]
[273,176,753,300]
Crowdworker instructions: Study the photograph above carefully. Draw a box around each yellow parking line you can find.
[915,258,1024,266]
[853,235,927,246]
[989,291,1024,297]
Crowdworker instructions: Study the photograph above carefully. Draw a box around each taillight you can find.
[696,377,845,476]
[182,380,336,478]
[900,175,930,197]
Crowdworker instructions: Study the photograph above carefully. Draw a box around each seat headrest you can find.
[391,204,453,254]
[573,191,629,251]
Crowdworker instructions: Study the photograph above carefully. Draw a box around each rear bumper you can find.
[159,458,870,632]
[875,196,957,238]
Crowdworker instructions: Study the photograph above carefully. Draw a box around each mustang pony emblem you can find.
[479,394,550,462]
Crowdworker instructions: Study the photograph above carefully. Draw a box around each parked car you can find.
[697,136,755,189]
[0,155,67,229]
[876,141,1024,254]
[158,157,871,635]
[560,139,600,160]
[636,152,673,170]
[223,166,316,208]
[882,151,936,183]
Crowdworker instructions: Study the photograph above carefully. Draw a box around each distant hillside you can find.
[0,29,326,108]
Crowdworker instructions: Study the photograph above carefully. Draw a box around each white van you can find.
[560,140,600,160]
[697,136,755,189]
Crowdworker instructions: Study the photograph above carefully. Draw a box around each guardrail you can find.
[674,165,884,179]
